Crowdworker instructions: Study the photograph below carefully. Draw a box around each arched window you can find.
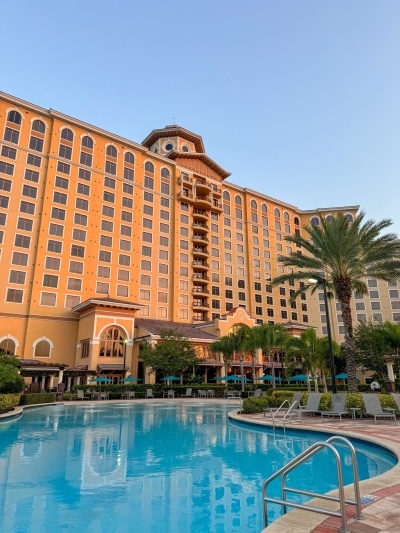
[223,191,230,201]
[182,145,189,152]
[325,215,334,223]
[161,168,170,179]
[61,128,73,142]
[284,211,290,221]
[274,208,281,218]
[294,216,299,225]
[124,152,134,164]
[261,203,268,213]
[0,338,16,355]
[34,339,51,357]
[345,213,354,222]
[99,326,127,358]
[7,110,22,125]
[32,120,45,133]
[106,145,117,158]
[250,199,257,210]
[235,195,242,206]
[310,216,320,226]
[82,135,94,149]
[145,161,154,174]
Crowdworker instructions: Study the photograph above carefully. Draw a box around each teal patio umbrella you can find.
[89,376,112,391]
[214,375,251,382]
[161,375,180,389]
[288,374,311,382]
[120,376,142,383]
[256,375,283,383]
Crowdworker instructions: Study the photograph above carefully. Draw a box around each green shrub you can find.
[63,394,77,401]
[377,393,397,410]
[0,393,21,411]
[242,397,270,413]
[0,375,25,394]
[19,393,56,405]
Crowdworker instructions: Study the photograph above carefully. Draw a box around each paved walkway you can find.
[231,411,400,533]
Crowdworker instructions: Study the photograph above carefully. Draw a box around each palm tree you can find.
[382,321,400,356]
[273,212,400,392]
[210,336,235,381]
[285,328,319,393]
[229,324,252,392]
[254,323,290,389]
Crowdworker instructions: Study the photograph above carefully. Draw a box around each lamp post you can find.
[123,338,128,380]
[309,275,337,394]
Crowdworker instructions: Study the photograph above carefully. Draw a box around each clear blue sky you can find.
[2,1,400,232]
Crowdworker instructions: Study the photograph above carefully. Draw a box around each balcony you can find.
[193,221,208,232]
[193,272,209,282]
[193,235,209,245]
[178,191,194,202]
[192,313,208,322]
[194,195,212,209]
[193,301,210,310]
[193,246,209,258]
[193,260,209,270]
[179,173,193,184]
[211,185,222,196]
[211,200,222,212]
[193,209,208,220]
[193,286,209,296]
[195,180,212,194]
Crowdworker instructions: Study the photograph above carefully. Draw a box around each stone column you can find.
[67,377,72,392]
[49,376,54,389]
[58,369,64,385]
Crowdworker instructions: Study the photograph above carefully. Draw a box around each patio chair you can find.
[362,393,397,425]
[206,390,215,398]
[249,388,262,398]
[320,394,347,422]
[198,390,207,398]
[100,392,109,400]
[146,389,155,399]
[76,389,89,401]
[298,392,322,419]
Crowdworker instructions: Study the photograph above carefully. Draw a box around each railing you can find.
[193,209,208,217]
[193,273,209,280]
[262,436,363,532]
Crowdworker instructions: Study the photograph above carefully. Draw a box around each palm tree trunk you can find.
[336,280,358,392]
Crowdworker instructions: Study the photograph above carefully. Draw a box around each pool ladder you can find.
[262,436,363,533]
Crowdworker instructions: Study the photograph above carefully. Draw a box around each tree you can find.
[272,212,400,392]
[253,323,290,389]
[210,336,235,381]
[0,353,24,393]
[354,321,388,381]
[140,329,200,378]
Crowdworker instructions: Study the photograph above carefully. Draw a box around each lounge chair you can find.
[206,390,215,398]
[390,393,400,412]
[298,392,322,419]
[249,389,263,398]
[146,389,155,399]
[163,390,175,398]
[76,389,89,401]
[320,394,347,422]
[182,388,195,398]
[198,390,207,398]
[362,394,397,425]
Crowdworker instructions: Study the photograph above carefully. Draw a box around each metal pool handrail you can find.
[262,435,363,533]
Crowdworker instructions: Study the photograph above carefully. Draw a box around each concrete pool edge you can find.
[228,410,400,532]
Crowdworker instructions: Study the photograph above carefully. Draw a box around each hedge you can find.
[0,393,21,411]
[19,393,56,405]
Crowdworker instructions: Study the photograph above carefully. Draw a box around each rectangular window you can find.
[122,197,133,209]
[118,269,130,281]
[74,213,87,226]
[124,167,134,181]
[59,144,72,160]
[159,264,169,274]
[45,257,60,270]
[65,295,80,308]
[76,198,89,210]
[103,191,115,203]
[0,160,14,174]
[79,168,91,181]
[51,207,65,220]
[69,261,83,274]
[22,185,37,199]
[73,229,86,242]
[98,266,110,278]
[100,235,112,247]
[6,288,23,303]
[96,282,109,294]
[40,292,57,306]
[9,270,26,284]
[56,161,70,174]
[102,205,114,217]
[99,250,111,262]
[120,224,132,237]
[140,274,151,285]
[119,255,132,268]
[43,274,58,288]
[80,152,92,167]
[29,137,43,153]
[141,260,151,271]
[12,252,29,266]
[143,205,153,216]
[119,239,131,251]
[160,236,169,247]
[142,246,152,257]
[142,232,152,243]
[77,183,90,196]
[53,191,67,204]
[158,292,168,303]
[47,239,62,253]
[123,183,133,195]
[160,223,169,233]
[14,234,31,248]
[1,146,17,159]
[117,285,129,297]
[144,176,154,189]
[180,214,189,224]
[160,210,169,220]
[0,178,12,191]
[0,195,9,208]
[105,161,116,175]
[71,245,85,258]
[159,250,168,260]
[55,176,69,189]
[4,127,19,144]
[161,182,170,195]
[121,211,132,222]
[140,289,150,300]
[144,191,153,202]
[101,220,113,232]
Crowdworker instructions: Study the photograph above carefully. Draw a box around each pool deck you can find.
[229,408,400,533]
[2,399,400,532]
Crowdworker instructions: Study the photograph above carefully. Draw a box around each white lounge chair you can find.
[146,389,155,399]
[182,388,195,398]
[198,390,207,398]
[362,394,397,425]
[320,394,347,422]
[264,391,303,417]
[249,389,263,398]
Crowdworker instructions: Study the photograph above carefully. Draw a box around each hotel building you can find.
[0,91,397,386]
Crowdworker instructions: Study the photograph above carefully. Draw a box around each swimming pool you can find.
[0,403,396,533]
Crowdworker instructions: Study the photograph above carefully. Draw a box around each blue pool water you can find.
[0,403,396,533]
